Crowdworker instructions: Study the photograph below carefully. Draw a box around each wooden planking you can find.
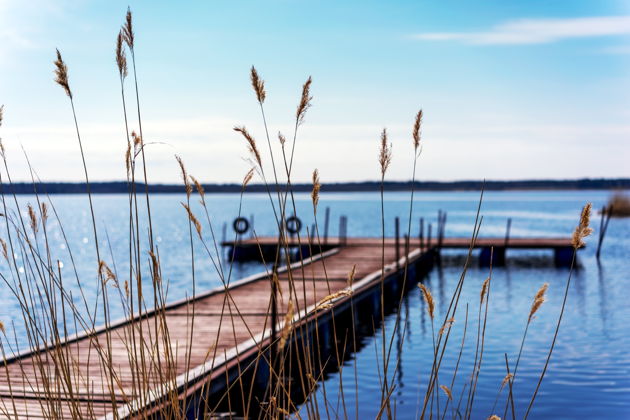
[0,243,414,419]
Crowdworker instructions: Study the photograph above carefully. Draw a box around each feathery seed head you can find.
[528,283,549,323]
[40,203,48,226]
[175,155,192,198]
[54,49,72,99]
[572,203,593,249]
[125,142,132,177]
[122,8,134,49]
[501,373,514,388]
[480,277,490,305]
[131,131,142,150]
[116,30,128,79]
[27,204,38,234]
[0,105,3,127]
[296,76,313,125]
[98,260,117,286]
[440,384,453,400]
[190,175,205,198]
[0,238,8,261]
[379,128,392,177]
[311,169,320,211]
[242,167,255,188]
[182,203,202,236]
[279,299,295,350]
[413,109,423,150]
[0,321,5,335]
[438,317,455,335]
[278,131,286,147]
[250,66,266,104]
[487,416,501,420]
[418,283,435,319]
[234,126,262,167]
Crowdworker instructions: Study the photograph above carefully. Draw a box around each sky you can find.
[0,0,629,184]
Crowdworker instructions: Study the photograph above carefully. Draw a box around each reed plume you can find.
[125,142,132,177]
[438,317,455,336]
[234,126,262,167]
[379,128,392,177]
[27,204,38,234]
[487,416,501,420]
[571,203,593,249]
[242,167,255,188]
[122,7,134,50]
[278,132,286,147]
[131,130,142,150]
[250,66,266,104]
[98,260,117,286]
[413,109,423,150]
[279,299,294,350]
[528,283,548,323]
[480,277,490,305]
[40,202,48,226]
[181,203,202,236]
[0,239,8,261]
[439,384,452,401]
[190,175,205,198]
[418,283,435,319]
[175,155,192,198]
[53,49,72,98]
[501,373,514,389]
[115,31,128,79]
[0,105,3,127]
[311,169,320,211]
[296,76,312,125]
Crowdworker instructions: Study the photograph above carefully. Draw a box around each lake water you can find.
[0,190,628,418]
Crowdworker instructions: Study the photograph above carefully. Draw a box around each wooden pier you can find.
[0,235,574,419]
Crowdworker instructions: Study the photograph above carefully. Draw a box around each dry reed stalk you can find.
[378,128,392,177]
[278,300,294,350]
[528,283,548,323]
[175,155,192,199]
[122,8,134,49]
[53,49,72,99]
[115,31,128,79]
[242,167,255,188]
[418,284,435,319]
[413,109,423,151]
[438,317,455,336]
[572,203,593,248]
[181,203,202,236]
[311,169,320,212]
[234,126,262,168]
[439,384,452,401]
[190,175,204,198]
[480,277,490,305]
[296,77,313,126]
[250,66,266,104]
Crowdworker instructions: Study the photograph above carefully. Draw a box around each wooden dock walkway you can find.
[0,239,429,419]
[0,235,574,419]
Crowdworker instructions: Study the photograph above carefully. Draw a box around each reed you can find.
[0,8,587,420]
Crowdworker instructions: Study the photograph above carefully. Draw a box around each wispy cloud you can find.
[413,16,630,45]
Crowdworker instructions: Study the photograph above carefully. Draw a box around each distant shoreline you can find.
[1,179,629,194]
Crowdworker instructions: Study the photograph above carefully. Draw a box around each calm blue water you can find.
[0,190,628,418]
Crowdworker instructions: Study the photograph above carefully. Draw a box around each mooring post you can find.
[404,233,410,269]
[427,223,432,250]
[323,206,330,245]
[395,217,400,270]
[339,215,348,246]
[419,217,424,251]
[596,205,612,261]
[250,214,255,238]
[504,218,512,246]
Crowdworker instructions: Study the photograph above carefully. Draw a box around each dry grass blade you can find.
[297,76,313,125]
[347,264,357,287]
[250,66,266,104]
[234,126,262,167]
[0,238,8,261]
[116,30,128,78]
[379,128,392,177]
[27,204,38,234]
[54,49,72,98]
[413,109,423,150]
[311,169,320,211]
[572,202,593,248]
[315,289,353,310]
[418,283,435,319]
[131,130,142,150]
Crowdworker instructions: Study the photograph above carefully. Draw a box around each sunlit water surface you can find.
[0,190,628,419]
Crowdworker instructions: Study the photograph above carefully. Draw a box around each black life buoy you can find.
[286,216,302,235]
[232,217,250,234]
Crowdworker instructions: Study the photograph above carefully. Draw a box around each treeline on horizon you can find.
[1,178,629,195]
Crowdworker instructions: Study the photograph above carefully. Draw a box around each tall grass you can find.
[0,9,592,420]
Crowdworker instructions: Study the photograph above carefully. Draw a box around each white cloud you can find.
[413,16,630,45]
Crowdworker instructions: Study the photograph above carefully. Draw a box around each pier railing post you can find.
[419,217,424,251]
[323,206,330,245]
[395,217,400,271]
[427,223,432,250]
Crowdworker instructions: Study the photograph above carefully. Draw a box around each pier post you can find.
[395,217,400,270]
[504,218,512,246]
[596,206,612,261]
[427,223,432,249]
[419,217,424,251]
[323,206,330,245]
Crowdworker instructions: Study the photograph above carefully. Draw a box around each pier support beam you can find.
[479,246,506,267]
[554,246,574,267]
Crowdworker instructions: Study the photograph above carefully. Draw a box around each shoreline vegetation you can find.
[2,178,629,194]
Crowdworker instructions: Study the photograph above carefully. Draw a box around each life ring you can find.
[232,217,250,234]
[286,216,302,235]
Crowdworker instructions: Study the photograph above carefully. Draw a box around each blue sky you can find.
[1,0,629,183]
